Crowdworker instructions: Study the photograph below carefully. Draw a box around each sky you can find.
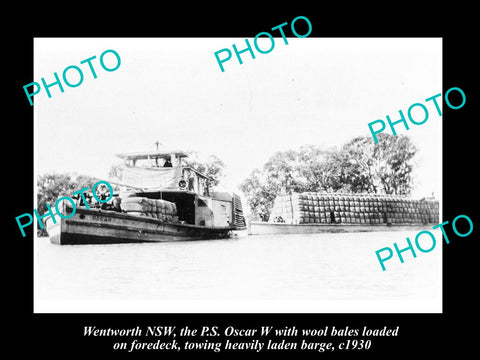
[34,37,442,199]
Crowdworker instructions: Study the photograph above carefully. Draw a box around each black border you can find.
[9,6,478,358]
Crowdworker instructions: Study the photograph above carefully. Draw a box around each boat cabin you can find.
[114,150,245,229]
[115,150,211,196]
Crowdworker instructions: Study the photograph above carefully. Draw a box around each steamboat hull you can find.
[248,221,437,235]
[46,207,234,245]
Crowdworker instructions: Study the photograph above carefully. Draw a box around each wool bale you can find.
[127,211,143,217]
[121,197,152,212]
[122,196,146,203]
[155,199,164,210]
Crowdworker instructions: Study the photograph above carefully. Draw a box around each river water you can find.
[34,229,442,313]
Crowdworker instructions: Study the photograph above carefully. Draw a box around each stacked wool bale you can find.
[269,195,294,223]
[120,197,178,222]
[269,193,439,225]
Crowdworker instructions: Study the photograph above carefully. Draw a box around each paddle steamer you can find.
[46,150,246,245]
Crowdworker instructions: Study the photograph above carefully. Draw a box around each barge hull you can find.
[248,221,437,235]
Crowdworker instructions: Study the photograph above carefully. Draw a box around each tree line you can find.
[239,133,417,221]
[36,173,98,236]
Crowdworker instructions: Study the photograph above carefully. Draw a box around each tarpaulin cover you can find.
[121,166,181,189]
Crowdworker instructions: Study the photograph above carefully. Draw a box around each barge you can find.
[45,150,246,245]
[248,192,439,235]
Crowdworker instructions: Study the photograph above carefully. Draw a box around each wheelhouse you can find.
[115,150,212,196]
